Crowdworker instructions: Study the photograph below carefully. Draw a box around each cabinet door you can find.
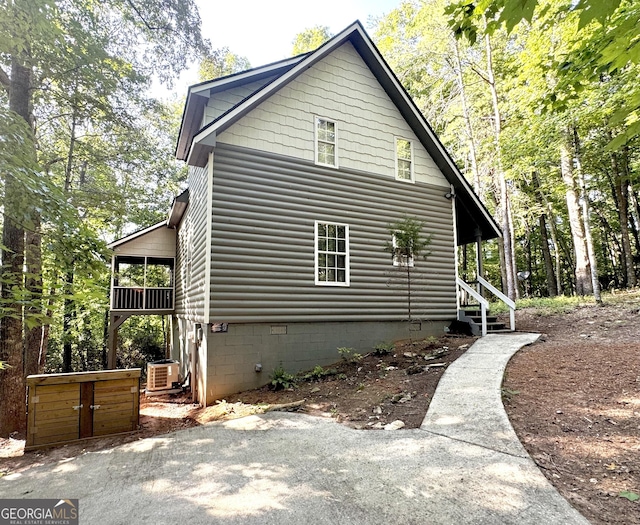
[92,378,139,436]
[30,383,81,447]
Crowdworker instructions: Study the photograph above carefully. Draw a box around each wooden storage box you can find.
[26,369,141,451]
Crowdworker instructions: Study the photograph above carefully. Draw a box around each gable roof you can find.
[175,54,308,162]
[107,221,167,250]
[176,21,500,244]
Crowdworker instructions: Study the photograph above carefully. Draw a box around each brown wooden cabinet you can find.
[26,369,141,451]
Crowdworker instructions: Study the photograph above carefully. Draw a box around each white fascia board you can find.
[189,22,362,159]
[189,55,306,96]
[107,221,167,249]
[352,30,501,238]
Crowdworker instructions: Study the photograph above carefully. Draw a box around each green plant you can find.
[501,387,520,402]
[301,365,337,381]
[270,366,296,390]
[373,342,394,356]
[618,490,639,502]
[338,347,362,363]
[383,216,432,321]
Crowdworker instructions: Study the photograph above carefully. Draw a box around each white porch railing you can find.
[456,276,516,336]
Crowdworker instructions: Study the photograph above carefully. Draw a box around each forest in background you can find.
[1,0,638,435]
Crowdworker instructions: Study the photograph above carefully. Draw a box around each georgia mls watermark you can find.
[0,499,78,525]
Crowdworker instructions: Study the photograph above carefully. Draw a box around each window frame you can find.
[315,116,339,168]
[314,221,350,287]
[394,136,414,183]
[392,232,415,268]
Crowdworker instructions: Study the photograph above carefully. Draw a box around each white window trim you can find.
[314,220,350,287]
[314,116,339,169]
[392,232,415,267]
[394,136,414,183]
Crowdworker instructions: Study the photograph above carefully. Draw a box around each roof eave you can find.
[107,221,168,250]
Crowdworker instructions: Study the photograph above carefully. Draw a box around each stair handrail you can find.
[456,277,489,336]
[477,275,516,331]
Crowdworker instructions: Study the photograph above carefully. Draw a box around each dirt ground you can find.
[1,294,639,524]
[503,294,640,525]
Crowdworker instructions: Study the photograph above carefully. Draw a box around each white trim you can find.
[203,154,214,324]
[184,21,500,239]
[314,116,339,168]
[450,183,460,310]
[391,232,415,267]
[188,22,360,162]
[107,222,167,249]
[314,221,350,287]
[190,55,306,95]
[394,136,414,183]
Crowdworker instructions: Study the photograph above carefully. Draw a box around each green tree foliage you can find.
[198,48,251,81]
[384,216,432,321]
[373,0,639,304]
[291,25,333,55]
[0,0,205,436]
[445,0,640,148]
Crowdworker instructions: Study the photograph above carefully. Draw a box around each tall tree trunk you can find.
[560,130,592,296]
[539,214,557,296]
[485,32,516,299]
[0,59,31,437]
[629,188,640,255]
[63,269,75,373]
[24,218,43,377]
[573,127,601,303]
[453,38,481,196]
[533,172,557,296]
[619,147,637,287]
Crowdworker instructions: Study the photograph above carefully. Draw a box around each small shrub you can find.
[373,342,394,356]
[338,347,362,363]
[270,366,296,390]
[301,365,337,381]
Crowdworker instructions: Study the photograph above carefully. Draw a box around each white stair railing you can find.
[456,276,517,335]
[456,278,490,336]
[477,276,516,331]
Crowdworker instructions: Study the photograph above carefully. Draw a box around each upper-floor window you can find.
[315,221,349,286]
[395,137,414,182]
[315,117,338,167]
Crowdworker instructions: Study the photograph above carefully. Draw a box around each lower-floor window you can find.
[315,221,350,286]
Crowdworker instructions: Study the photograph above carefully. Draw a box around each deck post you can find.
[475,228,483,296]
[107,313,131,369]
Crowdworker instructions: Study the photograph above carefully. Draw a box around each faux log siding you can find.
[218,42,448,188]
[208,145,456,323]
[203,76,278,127]
[175,165,209,321]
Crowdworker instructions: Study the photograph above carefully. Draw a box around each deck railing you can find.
[112,286,174,311]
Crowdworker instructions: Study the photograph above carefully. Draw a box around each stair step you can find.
[466,315,498,324]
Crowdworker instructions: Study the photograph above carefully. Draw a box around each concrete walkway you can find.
[1,334,589,524]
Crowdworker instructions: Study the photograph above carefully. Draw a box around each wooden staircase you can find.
[456,276,516,336]
[458,306,509,335]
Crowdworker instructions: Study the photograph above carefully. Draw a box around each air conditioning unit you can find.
[146,360,180,392]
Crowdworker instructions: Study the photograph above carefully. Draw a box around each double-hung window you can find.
[315,222,349,286]
[395,137,414,182]
[315,117,337,167]
[392,233,414,267]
